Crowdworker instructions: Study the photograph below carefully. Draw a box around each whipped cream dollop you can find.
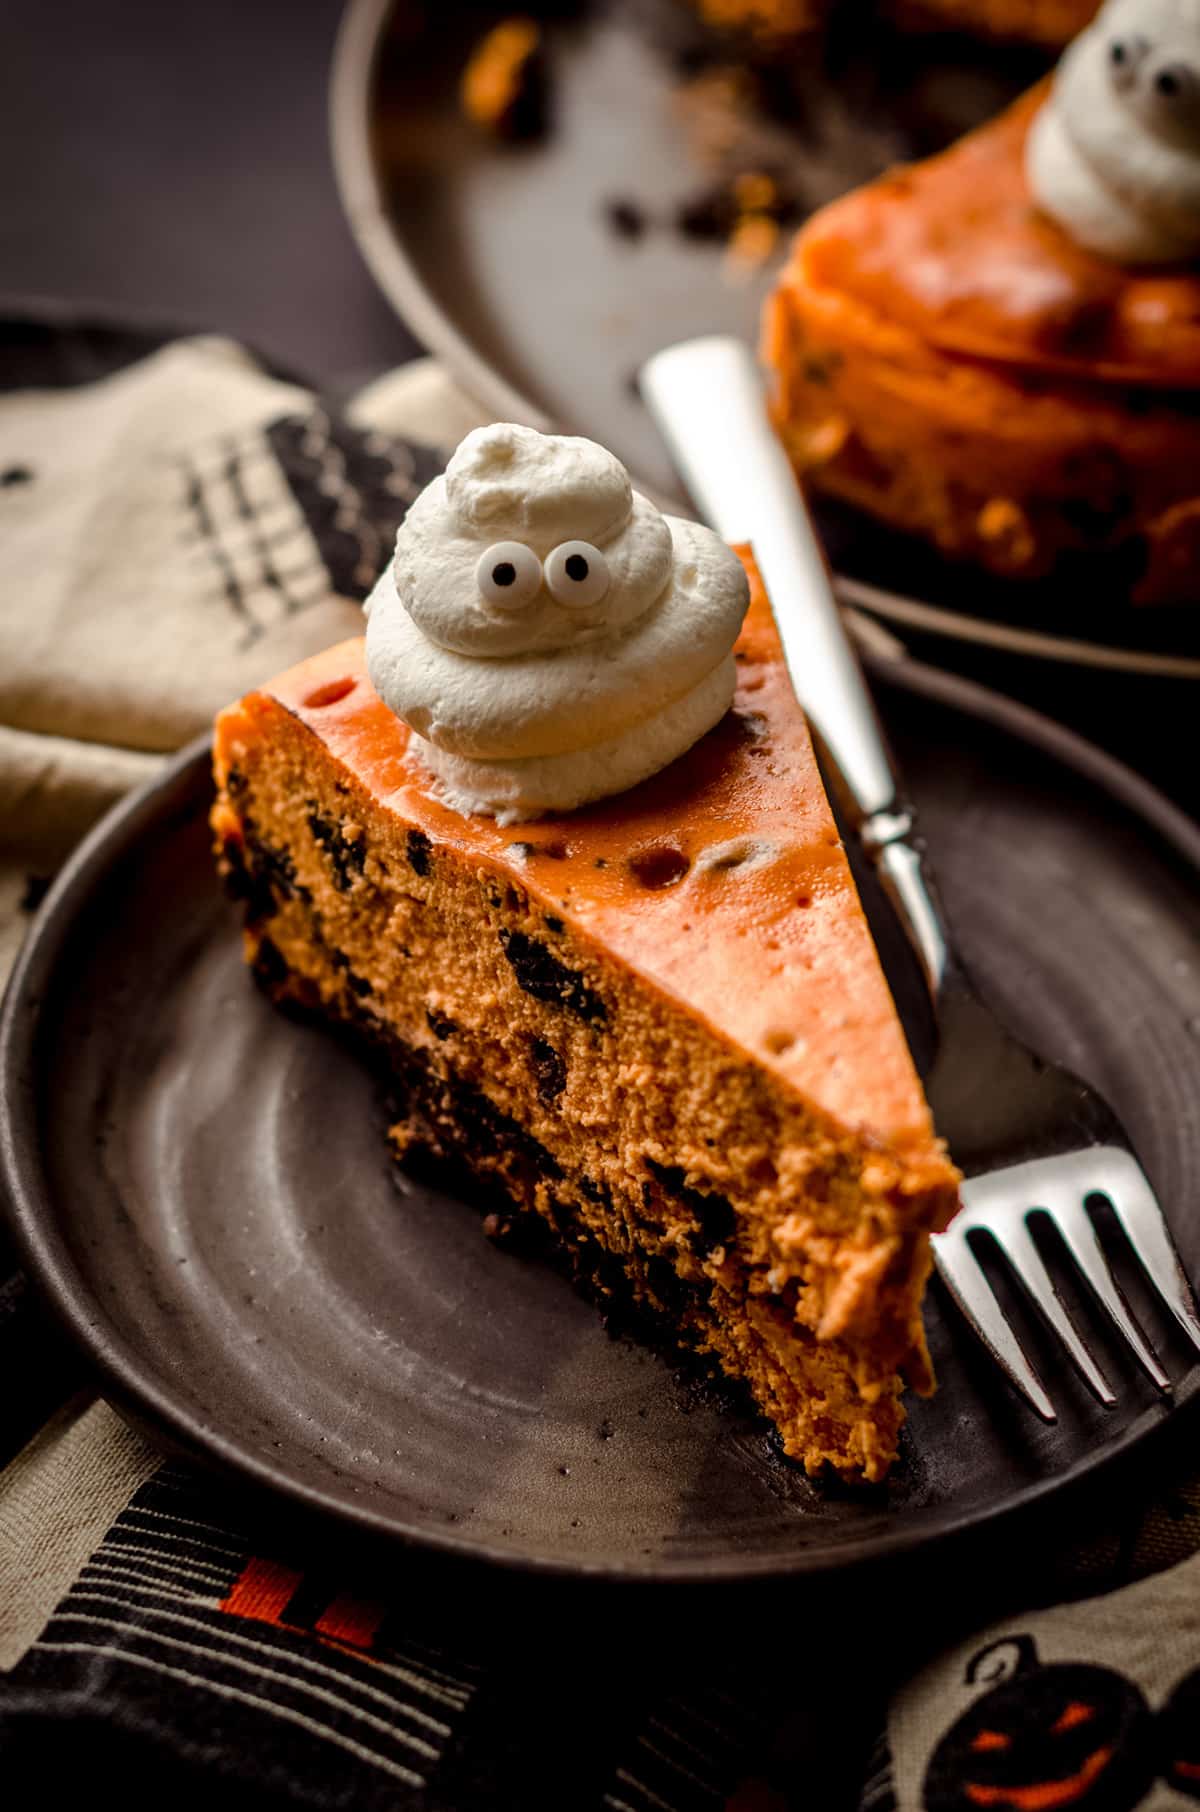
[364,423,750,822]
[1026,0,1200,265]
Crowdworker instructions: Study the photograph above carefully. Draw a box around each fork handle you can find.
[639,334,948,999]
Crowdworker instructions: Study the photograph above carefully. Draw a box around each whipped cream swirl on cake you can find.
[1027,0,1200,265]
[364,423,749,821]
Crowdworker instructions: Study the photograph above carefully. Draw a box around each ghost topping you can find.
[1026,0,1200,265]
[364,423,750,822]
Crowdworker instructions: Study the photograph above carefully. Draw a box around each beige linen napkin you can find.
[0,335,484,965]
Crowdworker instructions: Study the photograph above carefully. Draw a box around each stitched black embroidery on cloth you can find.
[923,1637,1154,1812]
[179,409,442,649]
[266,409,442,603]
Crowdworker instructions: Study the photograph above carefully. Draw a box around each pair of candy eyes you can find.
[476,540,609,611]
[1109,37,1198,108]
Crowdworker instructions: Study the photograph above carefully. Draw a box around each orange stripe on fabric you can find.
[314,1593,387,1651]
[220,1556,304,1626]
[1051,1704,1095,1735]
[964,1748,1115,1810]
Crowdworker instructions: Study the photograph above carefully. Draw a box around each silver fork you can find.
[640,334,1200,1421]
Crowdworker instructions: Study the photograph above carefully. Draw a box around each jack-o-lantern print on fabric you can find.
[1157,1666,1200,1799]
[923,1635,1154,1812]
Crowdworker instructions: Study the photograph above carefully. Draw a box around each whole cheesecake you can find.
[764,84,1200,604]
[212,550,959,1482]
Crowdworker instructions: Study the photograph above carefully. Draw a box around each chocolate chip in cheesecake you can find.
[306,805,366,892]
[499,929,607,1025]
[530,1036,567,1104]
[405,828,432,876]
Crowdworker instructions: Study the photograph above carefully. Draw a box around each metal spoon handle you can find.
[639,334,947,998]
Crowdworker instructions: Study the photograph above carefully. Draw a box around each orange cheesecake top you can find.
[794,85,1200,387]
[240,554,939,1157]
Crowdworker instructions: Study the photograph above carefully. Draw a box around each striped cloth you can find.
[3,1410,784,1809]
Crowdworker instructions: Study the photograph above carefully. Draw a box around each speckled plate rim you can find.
[4,652,1200,1586]
[328,0,1200,683]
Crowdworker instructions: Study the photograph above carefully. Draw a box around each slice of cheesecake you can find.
[212,551,959,1482]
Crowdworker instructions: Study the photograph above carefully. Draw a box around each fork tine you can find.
[1100,1151,1200,1357]
[1047,1197,1170,1391]
[990,1219,1117,1406]
[931,1234,1057,1422]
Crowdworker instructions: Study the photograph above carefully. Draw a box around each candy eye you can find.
[476,542,542,610]
[1132,56,1200,142]
[544,541,610,608]
[1153,62,1199,108]
[1107,34,1148,91]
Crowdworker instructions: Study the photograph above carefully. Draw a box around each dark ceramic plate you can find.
[4,654,1200,1583]
[330,0,1200,676]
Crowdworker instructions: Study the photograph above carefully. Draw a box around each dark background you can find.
[2,0,419,385]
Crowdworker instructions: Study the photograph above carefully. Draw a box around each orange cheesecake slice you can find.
[212,552,959,1482]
